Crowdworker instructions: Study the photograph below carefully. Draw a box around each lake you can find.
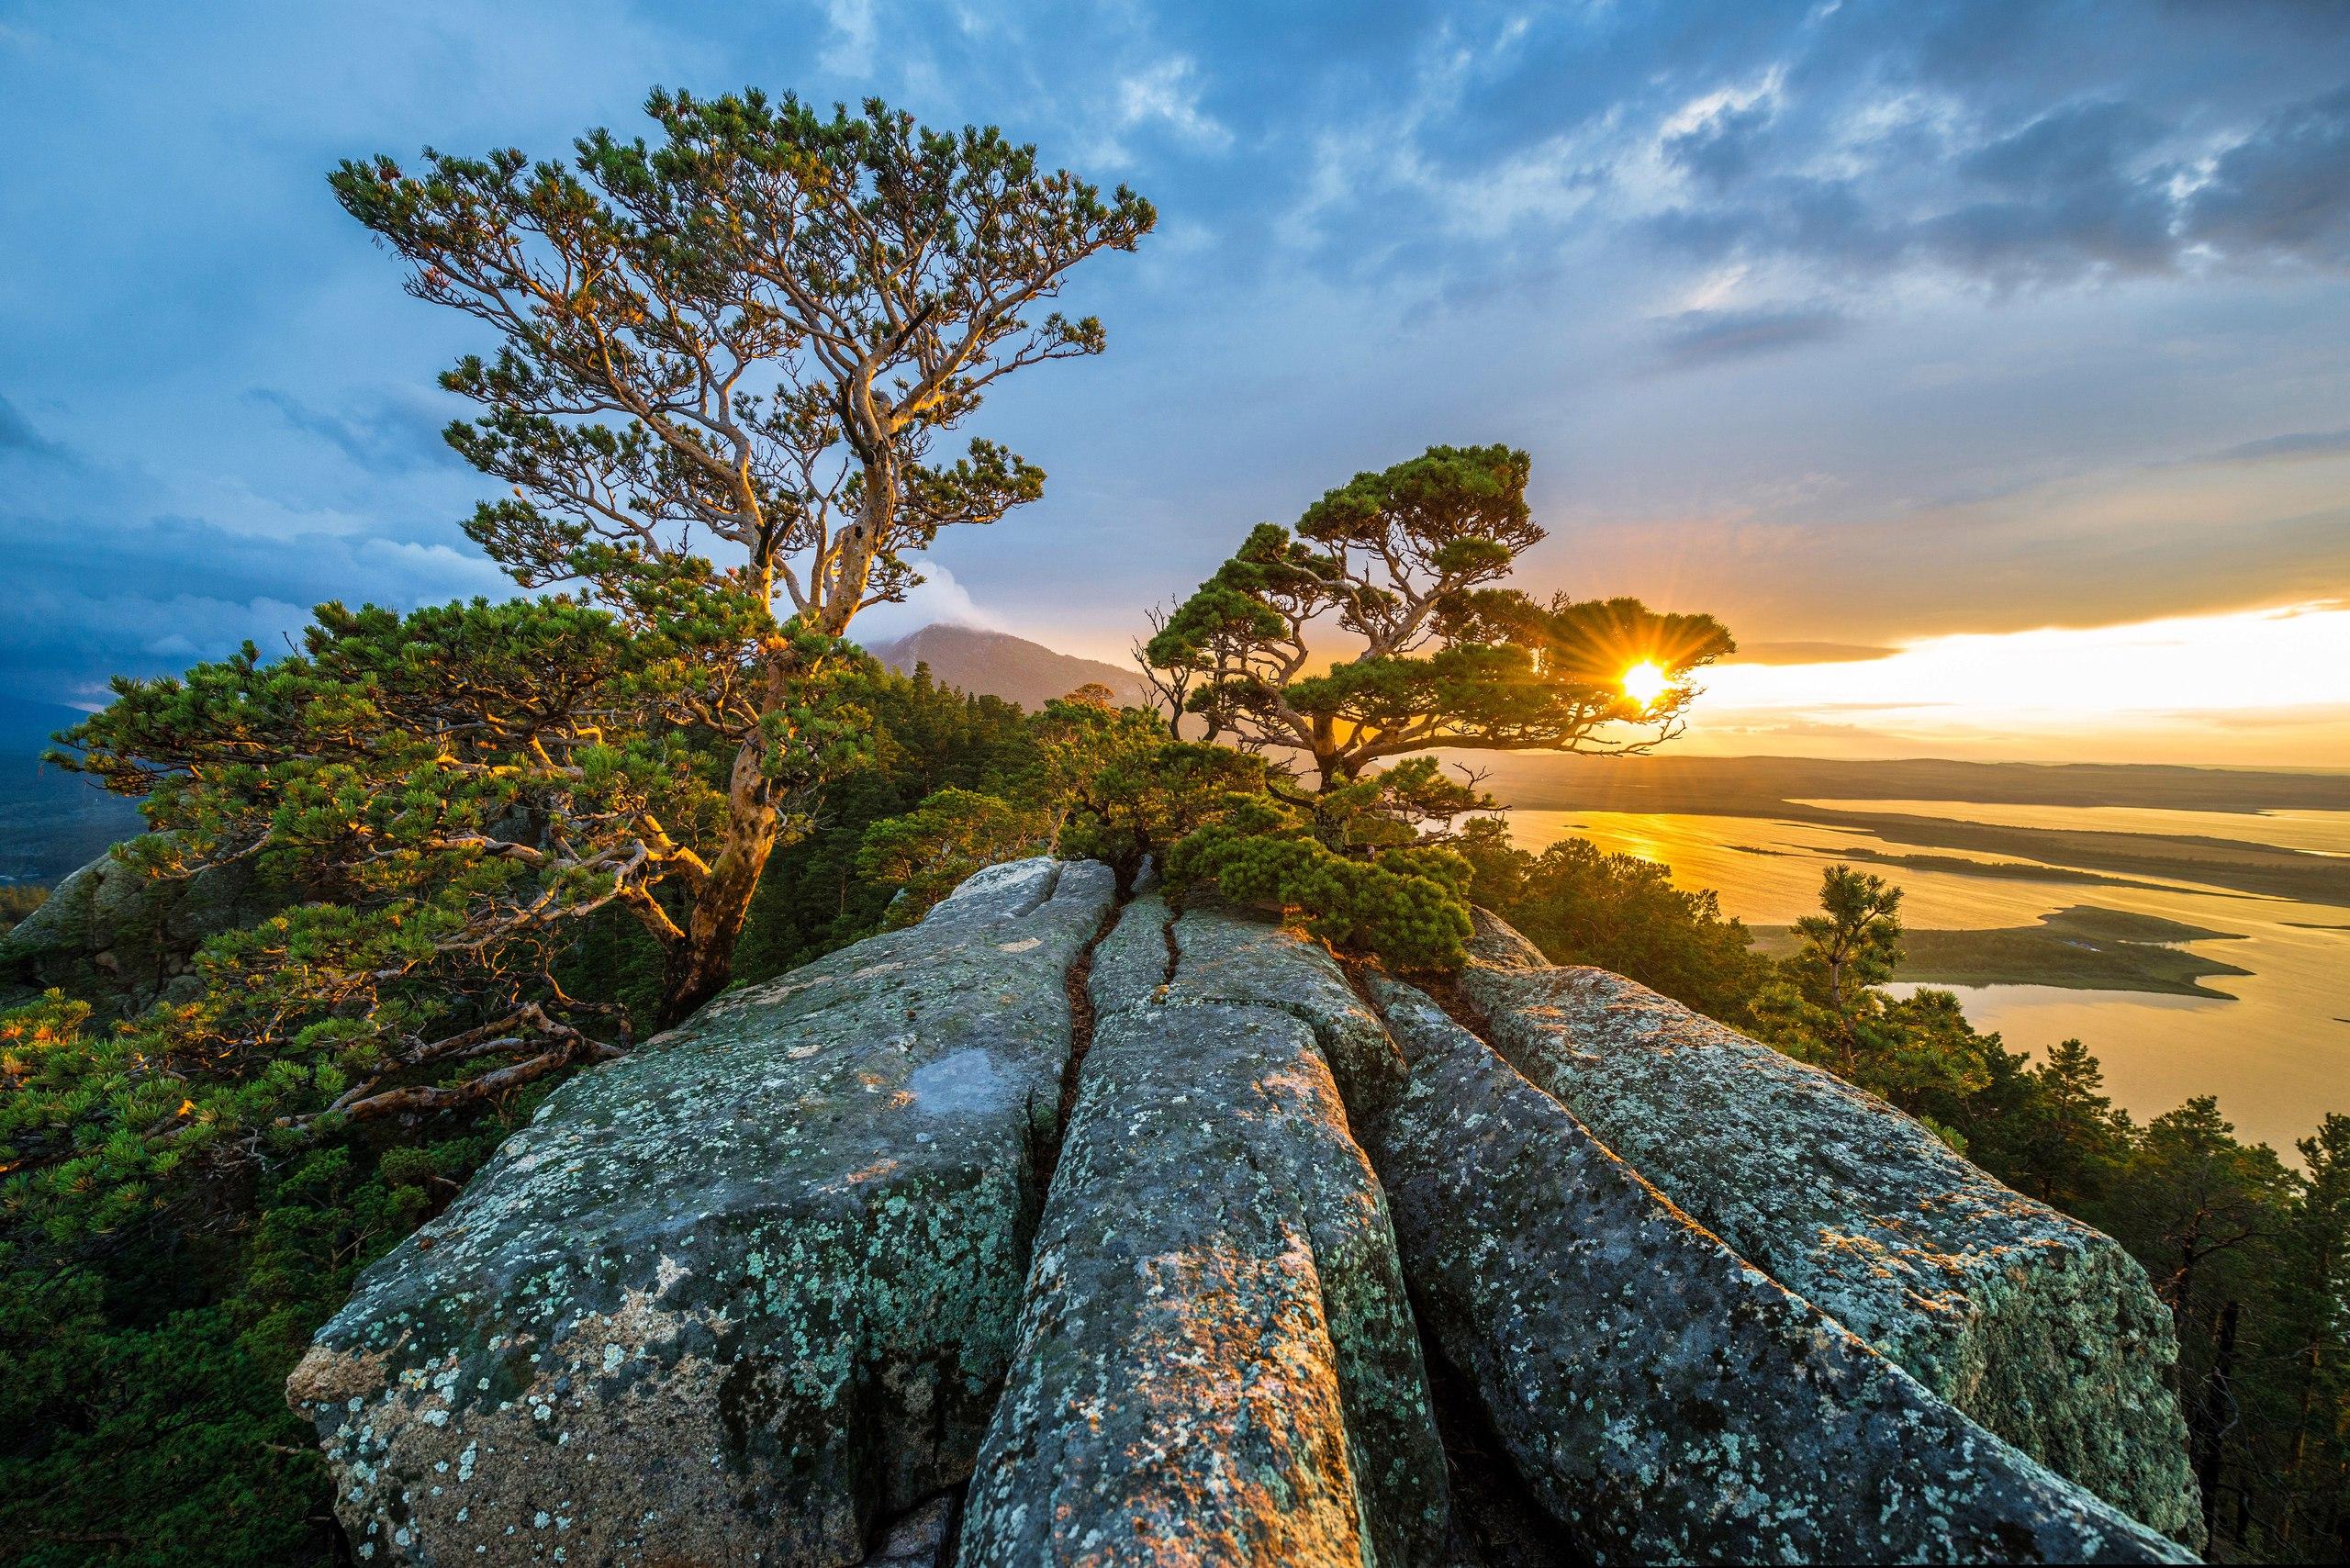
[1500,802,2350,1159]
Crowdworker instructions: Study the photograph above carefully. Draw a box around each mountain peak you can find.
[861,623,1151,712]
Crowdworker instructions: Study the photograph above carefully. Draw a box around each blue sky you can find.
[4,1,2348,758]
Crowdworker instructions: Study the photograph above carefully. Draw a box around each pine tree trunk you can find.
[655,734,783,1029]
[1311,715,1346,792]
[2192,1298,2244,1539]
[655,453,896,1028]
[2280,1330,2324,1547]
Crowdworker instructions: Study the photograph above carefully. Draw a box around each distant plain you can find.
[1476,754,2350,1159]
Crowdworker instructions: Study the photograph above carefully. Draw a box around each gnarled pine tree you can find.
[1142,443,1734,790]
[50,88,1152,1163]
[1136,443,1733,970]
[323,88,1149,1023]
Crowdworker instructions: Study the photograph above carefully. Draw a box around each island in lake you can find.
[1754,905,2253,998]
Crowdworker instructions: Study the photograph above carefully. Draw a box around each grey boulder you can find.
[1,841,279,1013]
[286,857,1116,1567]
[957,898,1448,1566]
[1457,913,2202,1547]
[1362,976,2195,1566]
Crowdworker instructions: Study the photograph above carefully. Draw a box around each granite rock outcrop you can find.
[287,858,1115,1567]
[1457,912,2203,1546]
[290,867,2205,1565]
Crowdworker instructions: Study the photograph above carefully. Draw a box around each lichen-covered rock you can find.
[0,840,280,1013]
[1458,914,2203,1547]
[1362,978,2197,1566]
[859,1495,958,1565]
[957,899,1447,1566]
[286,857,1116,1568]
[1092,896,1407,1111]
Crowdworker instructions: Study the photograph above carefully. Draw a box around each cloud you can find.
[0,393,56,454]
[246,387,462,474]
[1660,87,1778,189]
[1650,73,2350,291]
[2199,428,2350,464]
[1703,602,2350,726]
[1085,57,1234,170]
[1108,59,1230,157]
[11,511,342,606]
[1922,99,2178,281]
[2183,85,2350,265]
[1655,305,1851,366]
[1550,459,2350,649]
[845,563,1005,644]
[0,466,509,703]
[1724,641,1900,666]
[817,0,878,77]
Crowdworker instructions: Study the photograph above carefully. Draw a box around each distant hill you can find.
[862,624,1153,713]
[0,696,143,886]
[0,695,96,756]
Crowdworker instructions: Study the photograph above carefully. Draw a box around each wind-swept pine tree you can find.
[71,88,1151,1028]
[1142,443,1733,790]
[1135,443,1732,969]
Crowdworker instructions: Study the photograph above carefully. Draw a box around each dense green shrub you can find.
[1460,821,1771,1024]
[1168,797,1474,970]
[1,1099,547,1566]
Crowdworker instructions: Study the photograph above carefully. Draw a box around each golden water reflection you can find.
[1793,800,2350,857]
[1502,806,2350,1159]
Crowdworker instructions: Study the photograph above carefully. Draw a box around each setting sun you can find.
[1622,660,1670,706]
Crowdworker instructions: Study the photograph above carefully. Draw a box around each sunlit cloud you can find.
[1720,641,1899,666]
[845,565,1006,644]
[1683,601,2350,764]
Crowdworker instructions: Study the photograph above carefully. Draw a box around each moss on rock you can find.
[957,900,1447,1566]
[286,857,1116,1568]
[1458,911,2203,1548]
[1362,977,2194,1565]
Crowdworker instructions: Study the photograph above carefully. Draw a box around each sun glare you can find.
[1622,660,1670,706]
